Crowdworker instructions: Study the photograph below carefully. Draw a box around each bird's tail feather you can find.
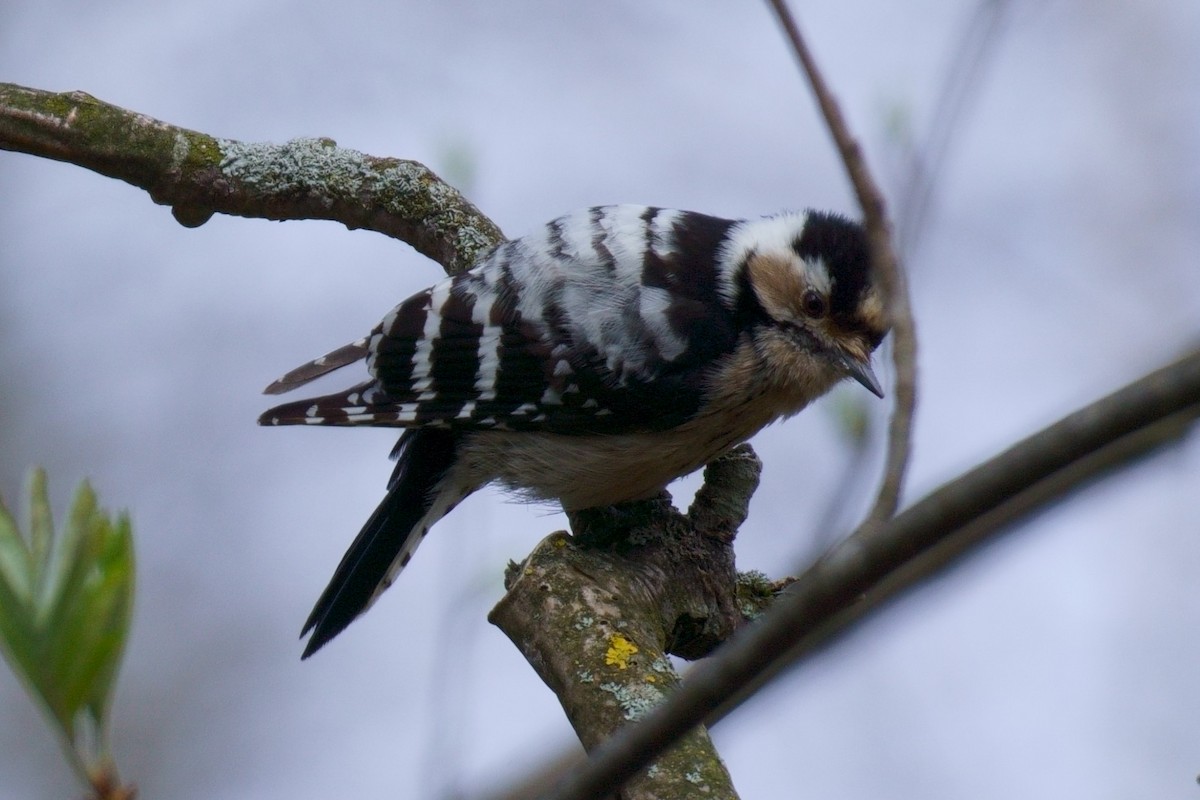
[300,428,468,658]
[263,338,371,395]
[258,380,394,427]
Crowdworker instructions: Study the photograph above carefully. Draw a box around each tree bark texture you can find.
[489,447,766,800]
[0,82,503,273]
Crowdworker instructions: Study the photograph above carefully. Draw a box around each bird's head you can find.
[733,210,889,398]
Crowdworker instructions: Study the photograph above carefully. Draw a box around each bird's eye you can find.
[801,289,827,319]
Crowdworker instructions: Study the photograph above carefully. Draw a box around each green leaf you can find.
[0,486,34,602]
[0,560,40,693]
[55,513,134,729]
[29,468,53,588]
[39,479,97,628]
[0,469,135,785]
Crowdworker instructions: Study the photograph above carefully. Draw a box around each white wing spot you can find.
[366,333,385,373]
[407,284,449,393]
[474,291,502,402]
[639,285,688,362]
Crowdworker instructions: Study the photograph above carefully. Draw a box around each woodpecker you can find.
[261,205,888,657]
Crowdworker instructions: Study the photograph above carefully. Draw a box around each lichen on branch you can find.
[0,82,502,275]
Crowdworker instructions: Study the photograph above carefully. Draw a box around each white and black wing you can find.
[260,205,751,435]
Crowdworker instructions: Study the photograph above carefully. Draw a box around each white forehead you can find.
[719,211,832,300]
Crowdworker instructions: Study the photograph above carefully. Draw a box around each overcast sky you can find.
[2,1,1199,799]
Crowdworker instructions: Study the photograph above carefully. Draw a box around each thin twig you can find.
[766,0,918,527]
[541,349,1200,800]
[896,0,1013,255]
[804,0,1011,550]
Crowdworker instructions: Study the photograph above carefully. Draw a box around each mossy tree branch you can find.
[489,446,766,800]
[0,82,502,274]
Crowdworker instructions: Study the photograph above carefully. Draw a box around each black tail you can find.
[300,429,462,658]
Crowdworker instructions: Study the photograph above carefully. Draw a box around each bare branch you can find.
[541,348,1200,800]
[765,0,918,527]
[0,82,502,275]
[896,0,1013,255]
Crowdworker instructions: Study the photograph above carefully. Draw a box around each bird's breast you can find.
[455,338,833,511]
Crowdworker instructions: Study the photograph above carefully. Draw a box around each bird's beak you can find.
[840,353,884,398]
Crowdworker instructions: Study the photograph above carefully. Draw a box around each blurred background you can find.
[1,1,1198,798]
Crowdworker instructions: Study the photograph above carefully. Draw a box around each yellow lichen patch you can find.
[605,634,639,670]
